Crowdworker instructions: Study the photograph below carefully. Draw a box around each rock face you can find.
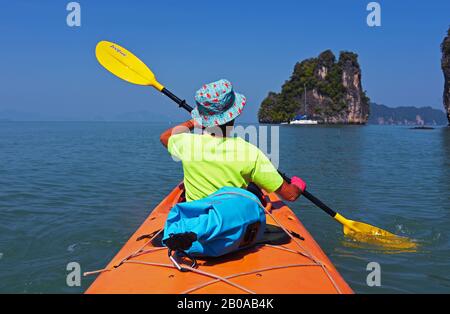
[258,50,370,124]
[442,27,450,125]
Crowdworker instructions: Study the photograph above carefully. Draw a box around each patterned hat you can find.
[191,79,246,127]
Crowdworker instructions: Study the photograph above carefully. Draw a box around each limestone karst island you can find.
[258,50,370,124]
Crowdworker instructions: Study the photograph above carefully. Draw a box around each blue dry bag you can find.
[162,187,266,257]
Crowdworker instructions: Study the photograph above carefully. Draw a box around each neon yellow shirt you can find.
[168,133,283,202]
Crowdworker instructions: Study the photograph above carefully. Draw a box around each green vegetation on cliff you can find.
[442,27,450,55]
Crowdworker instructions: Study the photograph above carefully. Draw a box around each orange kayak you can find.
[85,183,353,294]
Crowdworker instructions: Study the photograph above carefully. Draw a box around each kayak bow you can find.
[85,183,353,294]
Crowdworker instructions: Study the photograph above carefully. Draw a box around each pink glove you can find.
[291,176,307,192]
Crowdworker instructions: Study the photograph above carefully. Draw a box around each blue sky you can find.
[0,0,449,122]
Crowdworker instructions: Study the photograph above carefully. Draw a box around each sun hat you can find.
[191,79,246,127]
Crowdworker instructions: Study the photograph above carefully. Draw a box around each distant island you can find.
[258,50,370,124]
[369,103,447,126]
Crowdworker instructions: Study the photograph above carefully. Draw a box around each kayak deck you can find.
[85,183,353,294]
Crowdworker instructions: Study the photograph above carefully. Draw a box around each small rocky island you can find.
[442,27,450,125]
[258,50,370,124]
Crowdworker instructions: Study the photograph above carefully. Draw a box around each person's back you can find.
[167,132,284,201]
[160,79,306,202]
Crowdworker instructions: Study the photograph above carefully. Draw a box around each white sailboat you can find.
[290,116,319,125]
[290,84,319,125]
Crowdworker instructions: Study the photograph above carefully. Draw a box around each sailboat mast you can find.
[304,83,307,115]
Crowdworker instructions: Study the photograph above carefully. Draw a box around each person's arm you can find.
[250,147,307,202]
[275,176,306,202]
[160,119,196,148]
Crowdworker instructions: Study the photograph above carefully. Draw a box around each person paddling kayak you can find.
[160,79,306,202]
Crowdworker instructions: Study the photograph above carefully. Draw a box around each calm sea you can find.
[0,122,449,293]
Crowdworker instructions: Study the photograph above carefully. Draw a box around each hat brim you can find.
[191,92,246,128]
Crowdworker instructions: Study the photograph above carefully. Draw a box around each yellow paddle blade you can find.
[334,213,417,251]
[95,41,164,91]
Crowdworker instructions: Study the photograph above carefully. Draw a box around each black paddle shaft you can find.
[161,88,193,113]
[278,172,338,218]
[161,88,339,219]
[302,190,337,218]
